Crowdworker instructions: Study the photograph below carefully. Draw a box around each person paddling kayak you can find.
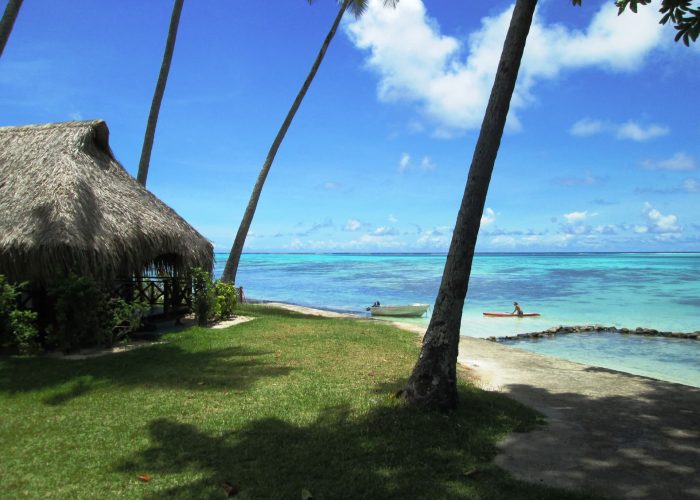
[512,301,524,316]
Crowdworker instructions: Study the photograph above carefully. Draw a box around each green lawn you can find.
[0,305,594,499]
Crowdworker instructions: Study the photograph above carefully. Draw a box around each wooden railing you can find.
[112,276,192,318]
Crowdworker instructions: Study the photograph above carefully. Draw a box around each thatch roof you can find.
[0,120,213,283]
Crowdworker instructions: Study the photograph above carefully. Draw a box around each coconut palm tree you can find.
[221,0,398,284]
[137,0,185,186]
[0,0,23,58]
[403,0,538,410]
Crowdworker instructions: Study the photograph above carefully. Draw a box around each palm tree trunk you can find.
[221,0,350,284]
[404,0,537,411]
[136,0,184,186]
[0,0,23,58]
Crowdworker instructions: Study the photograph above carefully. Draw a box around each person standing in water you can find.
[512,301,523,316]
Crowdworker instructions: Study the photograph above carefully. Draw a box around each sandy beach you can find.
[270,302,700,499]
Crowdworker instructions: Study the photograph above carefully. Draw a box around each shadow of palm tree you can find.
[495,378,700,499]
[114,386,588,499]
[0,341,292,406]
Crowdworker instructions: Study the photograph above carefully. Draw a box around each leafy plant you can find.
[214,281,237,320]
[0,275,39,354]
[106,297,147,346]
[191,268,238,325]
[9,309,39,354]
[191,267,217,326]
[0,274,16,347]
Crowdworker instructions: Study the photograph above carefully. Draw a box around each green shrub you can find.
[214,281,237,320]
[191,267,217,326]
[106,297,147,346]
[0,275,16,347]
[47,274,110,352]
[9,310,39,354]
[191,268,237,325]
[0,275,39,354]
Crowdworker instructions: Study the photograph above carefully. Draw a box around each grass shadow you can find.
[0,338,292,406]
[115,383,585,499]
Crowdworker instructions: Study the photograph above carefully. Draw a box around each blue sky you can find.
[1,0,698,253]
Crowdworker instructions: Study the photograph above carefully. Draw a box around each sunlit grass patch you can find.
[0,304,596,498]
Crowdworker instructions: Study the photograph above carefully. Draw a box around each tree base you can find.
[403,336,459,411]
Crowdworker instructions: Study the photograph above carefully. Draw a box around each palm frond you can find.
[346,0,399,19]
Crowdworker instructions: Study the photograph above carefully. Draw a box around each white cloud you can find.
[642,202,681,233]
[346,0,664,135]
[571,118,669,141]
[489,233,574,248]
[415,225,453,247]
[570,118,605,136]
[322,181,341,190]
[374,226,397,236]
[398,152,411,173]
[344,218,362,231]
[353,234,403,249]
[420,156,436,171]
[480,207,496,226]
[642,152,697,171]
[288,238,304,250]
[615,121,669,141]
[388,214,398,223]
[398,153,436,173]
[683,178,700,193]
[563,210,590,222]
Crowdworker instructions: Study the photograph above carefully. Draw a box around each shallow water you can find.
[215,252,700,386]
[502,332,700,388]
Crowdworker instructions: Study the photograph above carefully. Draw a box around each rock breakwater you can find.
[488,325,700,342]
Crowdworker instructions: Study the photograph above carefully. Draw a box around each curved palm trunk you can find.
[404,0,537,411]
[221,1,350,284]
[137,0,184,186]
[0,0,23,58]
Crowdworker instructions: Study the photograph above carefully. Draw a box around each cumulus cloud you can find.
[420,156,436,171]
[563,210,590,222]
[374,226,398,236]
[615,121,669,141]
[388,214,398,223]
[346,0,664,135]
[416,225,452,246]
[489,233,574,248]
[639,202,681,233]
[570,118,605,136]
[480,207,496,226]
[398,153,411,173]
[642,152,697,171]
[570,118,669,141]
[344,218,362,231]
[398,153,436,173]
[683,178,700,193]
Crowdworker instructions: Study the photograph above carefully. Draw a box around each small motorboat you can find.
[367,303,430,318]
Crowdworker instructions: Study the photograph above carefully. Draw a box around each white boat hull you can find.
[369,304,429,318]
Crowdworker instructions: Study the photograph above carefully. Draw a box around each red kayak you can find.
[483,312,541,317]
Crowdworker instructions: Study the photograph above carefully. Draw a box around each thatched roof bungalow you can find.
[0,120,213,283]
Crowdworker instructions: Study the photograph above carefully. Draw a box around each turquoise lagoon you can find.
[215,253,700,386]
